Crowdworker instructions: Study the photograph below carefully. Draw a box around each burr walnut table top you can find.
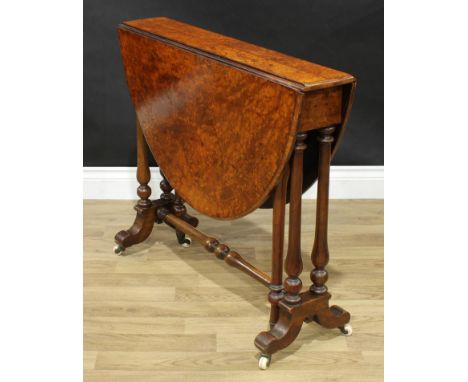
[118,17,356,219]
[122,17,354,92]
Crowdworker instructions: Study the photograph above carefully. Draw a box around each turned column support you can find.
[268,165,290,328]
[159,169,174,204]
[114,118,157,252]
[172,192,198,246]
[310,126,335,294]
[283,133,307,306]
[255,126,351,357]
[136,118,152,208]
[158,171,199,244]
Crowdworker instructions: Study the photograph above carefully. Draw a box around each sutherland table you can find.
[113,17,357,370]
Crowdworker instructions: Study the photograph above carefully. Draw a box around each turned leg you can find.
[255,133,308,362]
[308,126,351,331]
[284,132,307,306]
[113,118,156,254]
[173,192,198,246]
[255,129,353,365]
[268,165,289,328]
[158,169,174,205]
[158,171,199,246]
[310,127,334,295]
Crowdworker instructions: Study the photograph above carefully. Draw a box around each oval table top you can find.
[118,18,355,219]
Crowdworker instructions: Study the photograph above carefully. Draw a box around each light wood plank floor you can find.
[84,200,383,381]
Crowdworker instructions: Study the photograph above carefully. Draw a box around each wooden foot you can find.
[311,304,350,329]
[114,204,156,250]
[256,292,350,355]
[255,291,330,355]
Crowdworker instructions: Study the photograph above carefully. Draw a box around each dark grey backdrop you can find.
[84,0,383,166]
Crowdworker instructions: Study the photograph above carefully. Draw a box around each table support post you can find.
[159,170,174,203]
[283,133,307,306]
[255,128,351,358]
[113,118,157,253]
[157,171,199,245]
[135,118,152,208]
[268,165,289,328]
[310,127,334,294]
[173,192,199,245]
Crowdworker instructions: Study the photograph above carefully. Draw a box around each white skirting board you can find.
[83,166,383,200]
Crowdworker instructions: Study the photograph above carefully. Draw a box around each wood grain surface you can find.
[300,87,342,132]
[84,200,383,381]
[118,17,356,219]
[119,28,302,219]
[123,17,355,92]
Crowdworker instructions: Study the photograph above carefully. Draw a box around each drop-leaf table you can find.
[113,17,356,370]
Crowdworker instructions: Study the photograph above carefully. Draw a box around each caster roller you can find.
[176,230,192,248]
[258,354,271,370]
[181,236,192,248]
[113,244,125,255]
[339,323,353,336]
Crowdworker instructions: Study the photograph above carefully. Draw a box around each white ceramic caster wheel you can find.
[181,236,192,248]
[113,244,125,255]
[340,323,353,336]
[258,354,271,370]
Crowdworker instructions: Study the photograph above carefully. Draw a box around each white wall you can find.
[83,166,384,199]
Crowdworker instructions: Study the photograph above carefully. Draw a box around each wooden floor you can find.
[84,200,383,382]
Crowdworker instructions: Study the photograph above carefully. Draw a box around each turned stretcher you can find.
[113,17,356,369]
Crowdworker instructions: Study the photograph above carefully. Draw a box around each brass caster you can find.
[113,244,125,255]
[339,323,353,336]
[258,354,271,370]
[181,236,192,248]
